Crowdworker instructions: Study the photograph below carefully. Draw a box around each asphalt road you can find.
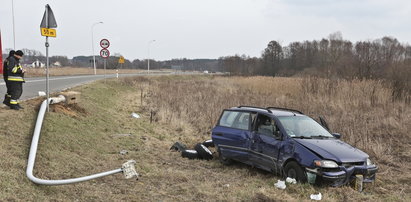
[0,72,177,101]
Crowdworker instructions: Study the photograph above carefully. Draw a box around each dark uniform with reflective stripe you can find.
[2,50,14,106]
[7,55,25,109]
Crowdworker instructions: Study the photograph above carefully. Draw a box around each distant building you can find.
[31,60,45,68]
[52,61,62,67]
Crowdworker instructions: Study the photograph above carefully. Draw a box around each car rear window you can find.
[219,111,250,130]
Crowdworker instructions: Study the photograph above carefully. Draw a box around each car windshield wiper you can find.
[292,136,312,139]
[311,135,333,139]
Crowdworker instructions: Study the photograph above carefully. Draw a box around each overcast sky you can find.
[0,0,410,60]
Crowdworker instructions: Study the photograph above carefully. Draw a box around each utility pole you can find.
[147,40,156,74]
[91,22,103,75]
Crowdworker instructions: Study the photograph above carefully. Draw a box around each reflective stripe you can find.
[10,100,18,104]
[7,76,24,81]
[11,65,22,74]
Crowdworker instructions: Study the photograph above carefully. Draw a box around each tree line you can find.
[219,33,410,101]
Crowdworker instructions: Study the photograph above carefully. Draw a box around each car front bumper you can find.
[306,165,378,186]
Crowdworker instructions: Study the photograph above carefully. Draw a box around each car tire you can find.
[202,139,214,147]
[284,161,307,183]
[181,150,199,159]
[194,143,213,160]
[218,148,233,165]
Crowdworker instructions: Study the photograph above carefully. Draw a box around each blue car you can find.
[211,106,378,186]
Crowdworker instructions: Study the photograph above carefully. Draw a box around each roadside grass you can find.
[0,75,409,201]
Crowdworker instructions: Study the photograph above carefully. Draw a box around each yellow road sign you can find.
[41,28,57,37]
[119,56,125,64]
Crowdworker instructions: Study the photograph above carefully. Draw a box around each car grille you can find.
[341,162,365,168]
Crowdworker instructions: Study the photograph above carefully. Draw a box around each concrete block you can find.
[60,91,81,105]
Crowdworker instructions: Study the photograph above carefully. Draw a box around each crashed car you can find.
[211,106,378,186]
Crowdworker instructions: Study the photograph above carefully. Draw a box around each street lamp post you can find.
[11,0,16,49]
[147,40,156,74]
[91,22,103,75]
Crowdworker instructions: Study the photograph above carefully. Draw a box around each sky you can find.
[0,0,410,61]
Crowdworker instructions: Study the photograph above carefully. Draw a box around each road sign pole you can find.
[104,59,106,83]
[45,5,50,112]
[46,36,50,112]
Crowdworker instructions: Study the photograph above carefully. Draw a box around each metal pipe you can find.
[26,96,130,185]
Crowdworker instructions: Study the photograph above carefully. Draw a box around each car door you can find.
[250,114,282,172]
[212,110,252,164]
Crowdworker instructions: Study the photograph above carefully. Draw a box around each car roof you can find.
[229,106,304,117]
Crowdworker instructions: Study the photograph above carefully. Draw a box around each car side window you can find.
[255,114,277,137]
[219,111,250,130]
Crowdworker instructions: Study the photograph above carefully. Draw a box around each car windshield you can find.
[277,116,334,138]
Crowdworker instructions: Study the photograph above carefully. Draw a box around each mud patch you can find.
[51,103,88,117]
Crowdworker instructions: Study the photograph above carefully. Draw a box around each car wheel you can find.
[181,150,199,159]
[284,161,307,183]
[218,148,233,165]
[194,143,213,160]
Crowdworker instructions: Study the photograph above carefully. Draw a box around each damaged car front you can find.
[277,116,378,187]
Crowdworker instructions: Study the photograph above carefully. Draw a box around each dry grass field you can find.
[0,75,409,201]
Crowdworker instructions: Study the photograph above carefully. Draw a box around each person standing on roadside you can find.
[7,50,25,110]
[2,50,15,106]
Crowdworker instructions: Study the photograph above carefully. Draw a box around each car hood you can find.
[294,139,369,163]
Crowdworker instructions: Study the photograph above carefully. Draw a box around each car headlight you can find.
[366,158,374,166]
[314,160,338,168]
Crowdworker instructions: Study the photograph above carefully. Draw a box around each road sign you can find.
[100,39,110,49]
[40,28,57,37]
[100,48,110,58]
[40,4,57,28]
[119,56,125,64]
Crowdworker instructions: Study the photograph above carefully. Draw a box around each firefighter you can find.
[2,50,15,106]
[7,50,25,110]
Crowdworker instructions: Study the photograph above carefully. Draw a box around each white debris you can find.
[131,112,140,119]
[38,91,46,96]
[120,150,128,155]
[223,184,230,188]
[310,193,322,201]
[274,180,286,189]
[286,177,297,184]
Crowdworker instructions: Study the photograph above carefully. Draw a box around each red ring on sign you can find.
[100,39,110,49]
[100,48,110,58]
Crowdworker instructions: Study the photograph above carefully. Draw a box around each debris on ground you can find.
[286,177,297,184]
[274,180,286,189]
[38,91,46,96]
[181,150,199,159]
[131,112,141,119]
[170,142,187,152]
[202,139,214,147]
[310,193,322,201]
[120,150,128,155]
[223,184,230,188]
[194,143,213,160]
[170,140,214,160]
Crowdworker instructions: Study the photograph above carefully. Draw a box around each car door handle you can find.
[215,133,223,136]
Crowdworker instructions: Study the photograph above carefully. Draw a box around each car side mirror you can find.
[332,133,341,139]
